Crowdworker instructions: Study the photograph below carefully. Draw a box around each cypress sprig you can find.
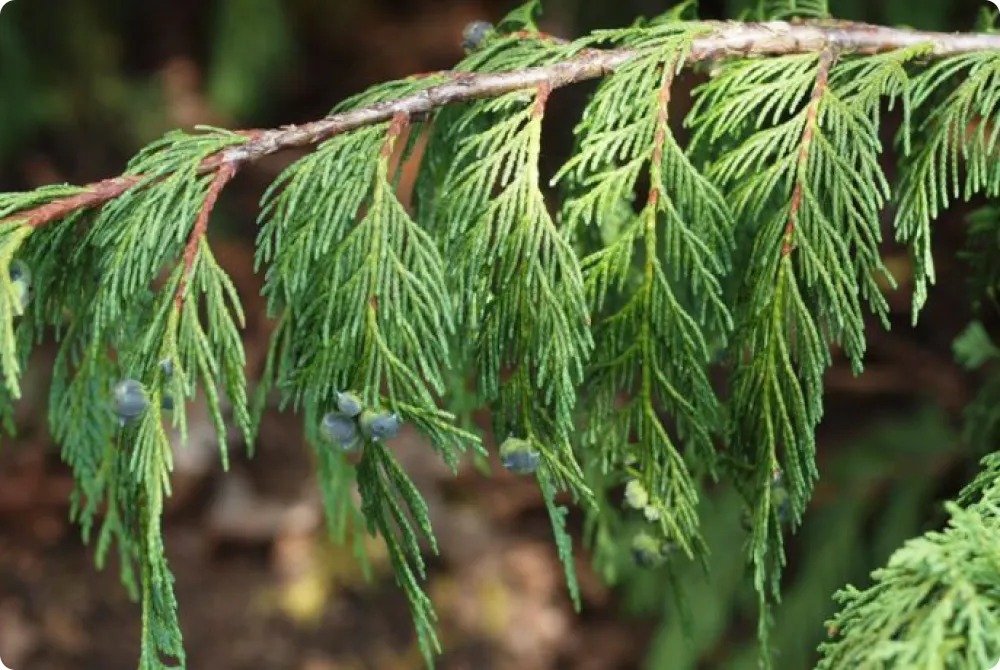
[4,3,1000,668]
[558,25,732,568]
[897,51,1000,318]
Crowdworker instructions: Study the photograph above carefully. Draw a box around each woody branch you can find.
[5,19,1000,229]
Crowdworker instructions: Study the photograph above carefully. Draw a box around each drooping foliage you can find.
[1,1,1000,668]
[557,20,732,579]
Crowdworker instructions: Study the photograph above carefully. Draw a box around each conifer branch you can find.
[15,176,141,228]
[7,7,1000,669]
[4,21,1000,232]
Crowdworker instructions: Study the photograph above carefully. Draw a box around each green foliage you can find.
[814,151,1000,668]
[357,441,442,664]
[639,409,953,669]
[255,81,483,664]
[539,469,583,611]
[955,320,1000,371]
[4,2,1000,669]
[497,0,544,32]
[819,479,1000,669]
[686,44,924,657]
[10,128,256,668]
[897,52,1000,317]
[757,0,829,19]
[557,22,730,570]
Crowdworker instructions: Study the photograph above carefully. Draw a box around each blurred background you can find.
[0,0,997,668]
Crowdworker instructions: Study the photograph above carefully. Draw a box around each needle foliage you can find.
[2,1,1000,668]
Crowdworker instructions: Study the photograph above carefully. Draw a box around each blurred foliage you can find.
[639,409,954,668]
[206,0,295,119]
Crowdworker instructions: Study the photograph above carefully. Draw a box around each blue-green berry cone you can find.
[9,260,30,285]
[160,358,174,377]
[8,260,30,315]
[161,395,175,412]
[624,480,649,509]
[358,410,402,441]
[371,412,402,439]
[322,411,360,450]
[462,20,493,51]
[499,436,540,475]
[113,379,148,423]
[631,531,667,568]
[334,391,364,418]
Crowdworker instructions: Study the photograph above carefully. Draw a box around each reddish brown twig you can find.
[381,112,411,159]
[783,47,836,257]
[532,83,552,117]
[648,57,678,208]
[2,21,1000,232]
[174,161,238,310]
[13,177,142,228]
